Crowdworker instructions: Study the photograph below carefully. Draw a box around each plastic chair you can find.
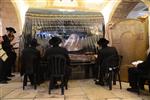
[22,55,38,90]
[108,55,122,90]
[47,55,68,95]
[97,55,122,90]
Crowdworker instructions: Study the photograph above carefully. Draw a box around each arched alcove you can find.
[109,0,149,23]
[1,0,20,35]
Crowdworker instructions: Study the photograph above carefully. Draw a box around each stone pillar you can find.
[0,18,2,35]
[148,7,150,54]
[0,0,2,35]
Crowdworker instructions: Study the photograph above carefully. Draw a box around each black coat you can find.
[97,46,119,68]
[137,52,150,75]
[44,46,70,65]
[0,59,4,77]
[21,47,40,75]
[2,35,13,56]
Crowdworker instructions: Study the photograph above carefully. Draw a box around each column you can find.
[148,7,150,54]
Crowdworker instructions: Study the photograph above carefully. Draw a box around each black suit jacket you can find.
[97,46,119,68]
[44,46,70,65]
[21,47,40,75]
[137,52,150,74]
[2,35,12,56]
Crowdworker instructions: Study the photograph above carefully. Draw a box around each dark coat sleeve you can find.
[20,50,25,76]
[64,48,70,66]
[96,50,103,65]
[2,35,12,55]
[43,49,48,61]
[137,53,150,74]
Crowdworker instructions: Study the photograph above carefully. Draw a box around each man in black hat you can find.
[1,27,16,80]
[44,36,71,89]
[44,36,70,64]
[21,38,41,85]
[95,38,119,85]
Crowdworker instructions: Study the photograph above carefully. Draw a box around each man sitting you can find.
[95,38,119,85]
[44,36,71,89]
[21,38,41,85]
[127,52,150,92]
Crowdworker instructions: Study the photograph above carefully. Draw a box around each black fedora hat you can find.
[49,36,62,45]
[30,38,40,47]
[6,27,16,33]
[97,38,109,45]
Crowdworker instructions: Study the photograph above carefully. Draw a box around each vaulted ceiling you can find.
[19,0,109,11]
[13,0,148,21]
[0,0,149,30]
[8,0,113,27]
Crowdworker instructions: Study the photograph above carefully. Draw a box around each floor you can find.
[0,74,150,100]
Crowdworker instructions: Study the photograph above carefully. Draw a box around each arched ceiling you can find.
[10,0,112,28]
[7,0,150,28]
[127,2,148,18]
[23,0,109,11]
[111,0,140,22]
[10,0,150,12]
[110,0,149,22]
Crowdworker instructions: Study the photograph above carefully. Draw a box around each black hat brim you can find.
[49,37,62,45]
[6,27,16,33]
[30,39,40,46]
[97,38,109,45]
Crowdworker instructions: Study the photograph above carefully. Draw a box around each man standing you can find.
[2,27,16,80]
[0,34,8,83]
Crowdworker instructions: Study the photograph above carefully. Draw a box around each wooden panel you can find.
[110,19,148,81]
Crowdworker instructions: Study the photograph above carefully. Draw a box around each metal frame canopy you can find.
[23,8,104,36]
[22,8,104,49]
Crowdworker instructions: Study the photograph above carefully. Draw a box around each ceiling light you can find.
[53,0,78,7]
[60,0,74,2]
[85,0,103,3]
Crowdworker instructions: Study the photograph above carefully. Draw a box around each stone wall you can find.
[109,19,148,81]
[1,0,20,34]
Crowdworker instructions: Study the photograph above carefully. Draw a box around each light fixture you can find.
[85,0,103,3]
[60,0,73,2]
[58,9,75,12]
[53,0,78,7]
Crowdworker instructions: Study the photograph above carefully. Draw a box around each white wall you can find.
[127,3,148,19]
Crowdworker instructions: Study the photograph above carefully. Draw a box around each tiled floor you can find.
[0,74,150,100]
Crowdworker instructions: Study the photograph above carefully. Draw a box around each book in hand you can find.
[131,60,143,67]
[1,54,8,62]
[0,50,8,62]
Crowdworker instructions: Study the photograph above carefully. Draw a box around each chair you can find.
[22,55,38,90]
[106,55,122,90]
[100,55,123,90]
[137,72,150,94]
[47,55,68,95]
